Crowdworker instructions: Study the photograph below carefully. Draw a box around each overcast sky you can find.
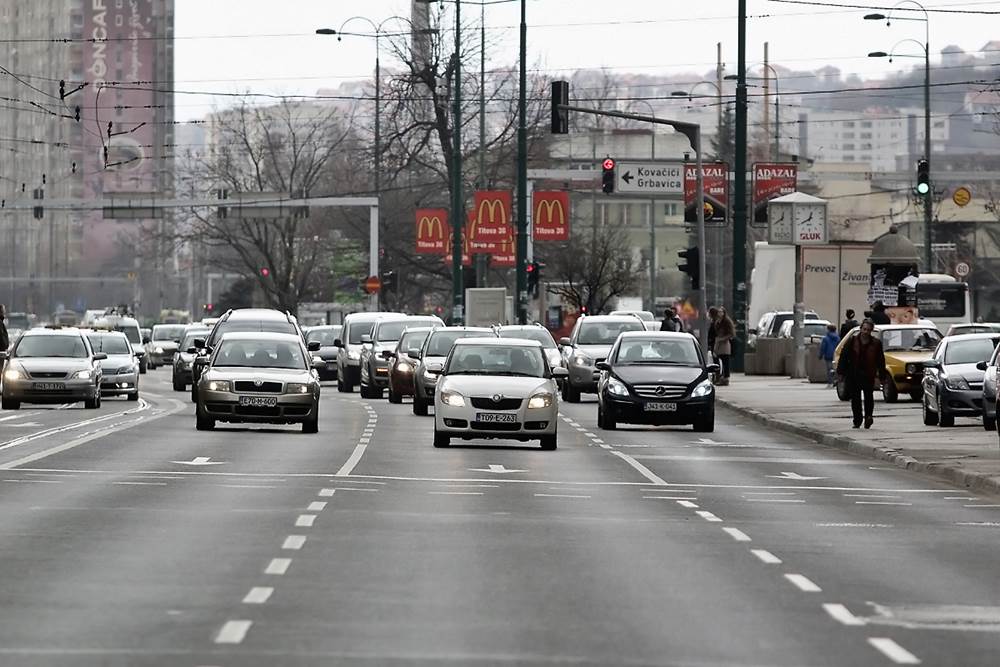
[174,0,1000,121]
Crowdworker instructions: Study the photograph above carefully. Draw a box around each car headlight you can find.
[71,369,93,380]
[3,367,24,381]
[528,392,554,409]
[944,375,970,391]
[154,347,164,354]
[286,382,312,394]
[397,361,413,373]
[207,380,231,392]
[691,379,715,397]
[905,363,919,374]
[574,354,593,367]
[607,378,629,396]
[440,390,466,407]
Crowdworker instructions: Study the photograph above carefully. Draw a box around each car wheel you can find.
[599,404,617,431]
[387,386,402,404]
[127,390,139,402]
[191,385,198,403]
[139,359,147,375]
[984,413,997,432]
[564,382,581,403]
[172,375,186,392]
[938,394,955,427]
[1,397,20,410]
[413,393,429,416]
[836,379,849,402]
[433,430,450,448]
[84,395,99,409]
[693,410,715,433]
[882,380,898,403]
[922,394,938,426]
[302,410,319,434]
[540,434,557,450]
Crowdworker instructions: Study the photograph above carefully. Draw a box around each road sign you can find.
[955,261,971,278]
[614,161,683,196]
[953,186,972,208]
[364,275,382,294]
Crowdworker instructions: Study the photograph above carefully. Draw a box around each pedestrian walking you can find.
[871,301,891,325]
[0,304,8,352]
[839,309,859,339]
[713,307,735,386]
[835,318,887,429]
[818,323,840,387]
[659,307,682,332]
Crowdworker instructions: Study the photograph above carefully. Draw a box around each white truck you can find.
[465,288,508,327]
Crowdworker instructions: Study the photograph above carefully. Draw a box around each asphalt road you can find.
[0,373,998,666]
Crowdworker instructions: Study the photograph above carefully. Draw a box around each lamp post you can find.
[866,1,931,271]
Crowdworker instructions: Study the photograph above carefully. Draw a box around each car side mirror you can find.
[360,334,373,344]
[410,349,422,360]
[381,350,395,360]
[333,339,344,348]
[142,336,151,345]
[135,350,145,358]
[552,367,569,378]
[173,339,181,345]
[94,352,108,361]
[595,361,611,372]
[311,356,325,369]
[748,328,758,335]
[559,337,572,347]
[706,363,721,374]
[425,361,444,374]
[193,338,205,349]
[923,359,940,369]
[977,361,988,371]
[307,341,321,352]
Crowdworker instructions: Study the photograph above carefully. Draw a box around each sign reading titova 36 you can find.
[614,161,684,195]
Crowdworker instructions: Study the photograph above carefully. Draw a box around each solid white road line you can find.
[745,498,805,503]
[964,504,1000,508]
[743,491,798,496]
[677,500,699,508]
[609,450,668,486]
[867,637,921,664]
[318,488,336,496]
[429,491,483,495]
[855,501,912,506]
[784,573,822,592]
[823,603,866,626]
[445,484,499,488]
[242,587,273,604]
[750,549,782,564]
[265,558,291,575]
[722,527,752,542]
[696,511,722,522]
[282,535,307,550]
[644,496,703,500]
[534,493,591,499]
[214,620,253,644]
[844,494,901,498]
[307,501,327,511]
[335,443,367,477]
[295,514,316,527]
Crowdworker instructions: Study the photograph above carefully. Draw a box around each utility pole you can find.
[476,1,488,287]
[451,0,464,323]
[732,0,749,370]
[515,0,528,324]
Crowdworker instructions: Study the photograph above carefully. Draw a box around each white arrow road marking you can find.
[767,471,829,481]
[467,464,528,474]
[170,456,227,466]
[693,437,733,445]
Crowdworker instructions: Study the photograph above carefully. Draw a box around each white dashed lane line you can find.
[265,558,292,575]
[750,549,782,564]
[307,501,327,511]
[784,573,822,593]
[282,535,307,550]
[867,637,921,664]
[745,498,805,503]
[722,527,752,542]
[318,488,336,496]
[677,500,699,508]
[823,603,866,626]
[696,510,722,522]
[214,620,253,644]
[295,514,316,527]
[242,587,273,605]
[429,491,484,496]
[534,493,591,499]
[855,501,912,506]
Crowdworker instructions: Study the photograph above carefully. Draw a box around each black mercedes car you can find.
[596,331,719,432]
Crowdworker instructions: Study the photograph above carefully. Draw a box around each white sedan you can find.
[431,338,568,450]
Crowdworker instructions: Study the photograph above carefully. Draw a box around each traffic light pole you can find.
[732,0,749,371]
[450,0,465,324]
[515,0,529,324]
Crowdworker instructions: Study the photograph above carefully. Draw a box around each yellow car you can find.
[834,324,943,403]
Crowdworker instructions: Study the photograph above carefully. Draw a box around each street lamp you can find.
[865,0,932,271]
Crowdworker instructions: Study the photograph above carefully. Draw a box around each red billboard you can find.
[684,163,729,226]
[415,209,448,255]
[532,191,570,241]
[490,237,516,268]
[442,218,472,267]
[752,163,798,226]
[469,191,513,249]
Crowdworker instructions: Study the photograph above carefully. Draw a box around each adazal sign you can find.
[684,162,728,226]
[752,163,798,226]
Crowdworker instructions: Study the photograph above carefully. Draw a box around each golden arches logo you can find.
[417,215,445,240]
[534,197,566,228]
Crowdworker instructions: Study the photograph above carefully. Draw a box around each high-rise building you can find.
[0,0,174,318]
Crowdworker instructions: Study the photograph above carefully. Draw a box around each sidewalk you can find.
[716,374,1000,496]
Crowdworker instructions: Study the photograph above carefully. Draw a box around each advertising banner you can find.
[470,190,513,248]
[490,237,516,267]
[684,163,728,226]
[532,191,570,241]
[752,163,798,227]
[442,218,472,267]
[801,245,872,323]
[415,209,448,255]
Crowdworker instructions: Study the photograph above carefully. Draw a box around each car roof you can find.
[400,326,435,334]
[579,315,646,323]
[217,331,303,343]
[87,330,129,338]
[23,327,85,337]
[225,308,294,321]
[308,324,342,330]
[344,311,404,322]
[874,324,940,330]
[618,331,695,339]
[454,337,542,347]
[942,333,1000,341]
[431,326,494,333]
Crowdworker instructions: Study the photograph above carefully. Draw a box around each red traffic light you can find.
[526,263,535,273]
[602,158,615,171]
[260,267,270,277]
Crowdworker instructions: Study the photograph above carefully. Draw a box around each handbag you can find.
[713,338,732,356]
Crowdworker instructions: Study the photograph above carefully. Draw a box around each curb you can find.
[716,397,1000,497]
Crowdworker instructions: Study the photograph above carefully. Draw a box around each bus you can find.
[917,274,970,331]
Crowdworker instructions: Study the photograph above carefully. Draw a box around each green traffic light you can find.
[915,183,930,195]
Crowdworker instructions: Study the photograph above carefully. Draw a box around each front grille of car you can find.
[471,397,523,410]
[235,405,281,417]
[632,384,688,399]
[234,381,283,393]
[29,371,67,379]
[471,421,522,431]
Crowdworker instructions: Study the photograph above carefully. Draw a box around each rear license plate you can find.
[33,382,65,391]
[476,413,517,423]
[239,395,277,408]
[644,402,677,412]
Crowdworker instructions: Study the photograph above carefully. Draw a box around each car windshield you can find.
[804,323,829,337]
[427,331,491,357]
[376,321,412,342]
[577,321,645,345]
[615,338,702,366]
[306,327,342,346]
[498,328,556,349]
[213,339,306,369]
[347,321,376,345]
[87,335,131,355]
[115,325,141,344]
[181,331,209,349]
[448,345,546,377]
[153,326,186,341]
[212,320,296,345]
[400,330,430,352]
[15,335,88,358]
[881,328,942,351]
[945,339,998,365]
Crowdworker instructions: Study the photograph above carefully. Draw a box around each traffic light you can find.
[526,261,544,298]
[381,270,398,293]
[551,80,569,134]
[260,267,270,278]
[203,303,214,313]
[678,247,700,290]
[602,157,615,194]
[915,159,930,196]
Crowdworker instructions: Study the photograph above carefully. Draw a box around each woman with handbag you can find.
[713,307,735,386]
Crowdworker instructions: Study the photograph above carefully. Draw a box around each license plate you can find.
[239,395,277,408]
[33,382,65,391]
[476,413,517,423]
[644,402,677,412]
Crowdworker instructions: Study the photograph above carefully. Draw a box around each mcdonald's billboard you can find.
[490,237,516,267]
[532,191,570,241]
[415,209,449,255]
[470,190,513,246]
[442,219,472,267]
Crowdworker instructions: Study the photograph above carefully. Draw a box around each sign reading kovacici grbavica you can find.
[614,161,684,195]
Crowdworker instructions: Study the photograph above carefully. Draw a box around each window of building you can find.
[842,143,855,150]
[861,121,873,128]
[860,132,872,139]
[843,121,855,128]
[842,132,855,139]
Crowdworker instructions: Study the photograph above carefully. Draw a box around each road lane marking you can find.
[744,491,798,496]
[696,511,722,522]
[844,494,901,499]
[446,484,499,489]
[429,491,483,495]
[265,558,291,575]
[307,501,327,511]
[956,522,1000,527]
[219,484,277,489]
[867,637,920,664]
[823,603,866,626]
[816,523,894,528]
[677,500,699,508]
[0,412,39,422]
[242,587,273,604]
[855,501,912,506]
[534,493,591,499]
[214,620,253,644]
[0,401,151,451]
[112,481,167,486]
[592,438,604,444]
[751,549,782,564]
[609,450,667,486]
[599,444,612,449]
[319,488,336,496]
[964,504,1000,508]
[944,496,973,500]
[333,487,379,492]
[745,498,805,503]
[785,574,822,592]
[722,527,751,542]
[632,455,861,465]
[295,514,315,527]
[335,443,368,477]
[644,496,702,500]
[282,535,307,550]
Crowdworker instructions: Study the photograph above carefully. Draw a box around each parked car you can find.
[749,310,821,349]
[431,337,566,449]
[776,319,831,340]
[834,324,942,403]
[596,331,718,432]
[87,330,141,401]
[412,327,496,416]
[334,312,404,393]
[386,327,435,404]
[359,315,444,398]
[559,314,647,402]
[304,325,342,382]
[921,333,1000,427]
[0,326,106,409]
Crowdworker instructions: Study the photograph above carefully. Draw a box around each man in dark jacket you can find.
[839,309,859,339]
[0,304,8,351]
[659,307,682,332]
[836,318,886,429]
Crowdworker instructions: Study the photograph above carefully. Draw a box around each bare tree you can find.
[544,225,639,314]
